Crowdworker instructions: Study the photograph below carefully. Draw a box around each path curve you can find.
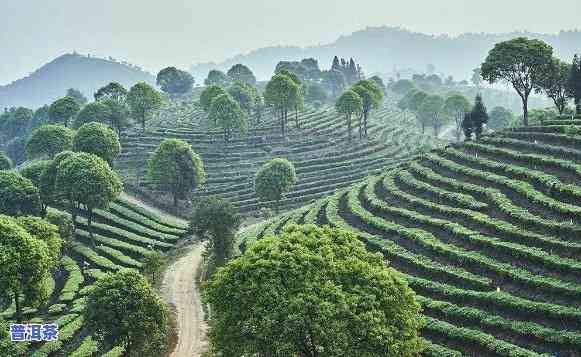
[162,242,207,357]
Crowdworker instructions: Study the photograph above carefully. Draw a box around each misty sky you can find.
[1,0,580,84]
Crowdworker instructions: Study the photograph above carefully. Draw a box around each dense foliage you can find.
[0,152,12,170]
[0,171,42,216]
[49,96,80,127]
[127,82,163,131]
[156,66,195,95]
[73,122,121,165]
[254,158,297,211]
[26,124,75,160]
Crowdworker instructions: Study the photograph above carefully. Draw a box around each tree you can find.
[20,160,51,215]
[73,122,121,165]
[101,98,131,134]
[0,215,57,322]
[254,158,297,212]
[336,90,363,142]
[397,89,419,111]
[56,152,122,236]
[156,66,195,95]
[408,91,428,115]
[208,94,247,143]
[72,101,111,129]
[391,79,415,95]
[305,83,328,103]
[370,75,387,93]
[227,64,256,86]
[470,94,489,139]
[205,70,230,87]
[94,82,128,102]
[227,82,255,115]
[26,124,75,160]
[84,269,170,355]
[278,69,305,128]
[148,139,206,207]
[200,85,227,112]
[481,37,553,126]
[471,67,483,88]
[539,58,571,115]
[49,96,80,127]
[264,74,300,138]
[0,171,42,217]
[488,106,514,130]
[15,216,63,266]
[204,224,424,357]
[419,95,445,136]
[443,94,471,141]
[39,151,76,210]
[142,251,166,284]
[0,152,12,170]
[0,107,33,138]
[66,88,88,105]
[190,196,242,268]
[462,113,474,141]
[567,54,581,115]
[1,317,27,355]
[323,69,346,98]
[127,82,163,131]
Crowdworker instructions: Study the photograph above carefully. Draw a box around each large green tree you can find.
[84,269,170,355]
[72,101,111,129]
[254,158,297,212]
[264,74,300,138]
[227,81,256,116]
[539,58,571,115]
[0,171,42,217]
[66,88,88,105]
[391,79,415,95]
[20,160,51,215]
[200,85,227,112]
[204,224,424,357]
[190,196,241,268]
[94,82,131,133]
[208,94,247,143]
[205,69,230,87]
[470,94,489,139]
[443,94,471,141]
[567,54,581,115]
[49,96,80,127]
[156,66,195,95]
[481,37,553,126]
[323,69,346,98]
[0,107,33,138]
[0,215,58,322]
[278,69,305,128]
[419,95,445,136]
[148,139,206,207]
[488,106,514,130]
[127,82,163,131]
[56,152,122,236]
[26,124,75,160]
[94,82,128,102]
[39,151,75,210]
[227,64,256,86]
[336,90,363,142]
[73,122,121,165]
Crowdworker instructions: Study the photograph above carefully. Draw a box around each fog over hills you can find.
[191,26,581,81]
[0,53,155,109]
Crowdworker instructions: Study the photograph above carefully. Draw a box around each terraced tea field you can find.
[241,119,581,356]
[116,96,438,214]
[0,196,188,356]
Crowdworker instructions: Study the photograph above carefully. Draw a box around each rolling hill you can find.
[241,117,581,356]
[0,53,155,110]
[191,26,581,81]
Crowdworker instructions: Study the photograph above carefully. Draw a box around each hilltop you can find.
[191,26,581,81]
[0,53,155,109]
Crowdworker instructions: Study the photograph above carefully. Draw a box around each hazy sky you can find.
[1,0,580,84]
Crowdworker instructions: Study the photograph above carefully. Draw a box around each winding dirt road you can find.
[162,242,208,356]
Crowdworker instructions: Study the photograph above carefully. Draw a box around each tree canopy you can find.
[26,124,75,160]
[94,82,128,102]
[127,82,163,131]
[204,224,424,357]
[227,64,256,86]
[336,90,363,142]
[0,171,42,217]
[488,106,514,130]
[539,58,571,115]
[73,101,111,129]
[66,88,88,105]
[264,74,300,138]
[73,122,121,165]
[85,269,170,355]
[254,158,297,211]
[48,96,80,127]
[419,94,445,136]
[567,54,581,114]
[208,94,247,143]
[481,37,553,126]
[205,70,230,87]
[200,85,228,112]
[0,152,12,170]
[470,94,489,138]
[39,151,76,209]
[443,94,471,141]
[391,79,415,95]
[148,139,206,206]
[156,66,195,95]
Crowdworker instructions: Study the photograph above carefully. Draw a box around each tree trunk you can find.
[295,108,300,128]
[421,122,425,134]
[522,97,529,126]
[141,113,146,132]
[14,290,22,323]
[347,114,352,142]
[364,111,368,137]
[88,209,94,244]
[576,98,581,115]
[173,193,178,207]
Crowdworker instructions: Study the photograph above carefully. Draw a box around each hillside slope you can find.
[191,26,581,81]
[241,119,581,356]
[0,53,155,109]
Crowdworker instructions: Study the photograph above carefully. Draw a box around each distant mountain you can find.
[0,53,155,109]
[191,26,581,82]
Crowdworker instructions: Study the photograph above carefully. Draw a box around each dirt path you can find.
[162,243,208,357]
